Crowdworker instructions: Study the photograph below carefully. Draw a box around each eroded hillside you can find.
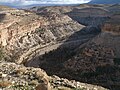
[0,6,84,63]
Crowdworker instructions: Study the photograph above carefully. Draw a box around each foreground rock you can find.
[0,62,108,90]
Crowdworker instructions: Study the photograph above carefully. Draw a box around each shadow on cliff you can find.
[65,8,110,26]
[24,26,113,88]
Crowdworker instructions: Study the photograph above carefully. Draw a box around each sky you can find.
[0,0,91,6]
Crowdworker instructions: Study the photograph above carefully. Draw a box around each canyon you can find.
[0,4,120,90]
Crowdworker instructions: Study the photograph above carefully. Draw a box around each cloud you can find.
[0,0,91,6]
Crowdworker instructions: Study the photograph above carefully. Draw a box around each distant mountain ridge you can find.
[1,0,120,8]
[89,0,120,4]
[0,3,80,8]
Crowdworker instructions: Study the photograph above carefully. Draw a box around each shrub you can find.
[0,48,4,61]
[114,58,120,65]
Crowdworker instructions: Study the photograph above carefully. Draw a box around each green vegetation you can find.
[35,28,45,34]
[73,88,87,90]
[96,65,120,74]
[0,47,4,61]
[10,84,35,90]
[114,58,120,65]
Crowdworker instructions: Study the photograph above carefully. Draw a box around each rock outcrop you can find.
[102,15,120,35]
[0,62,108,90]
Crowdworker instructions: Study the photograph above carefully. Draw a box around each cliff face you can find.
[0,10,43,46]
[62,13,120,89]
[66,7,110,26]
[0,7,84,63]
[69,9,120,87]
[102,15,120,35]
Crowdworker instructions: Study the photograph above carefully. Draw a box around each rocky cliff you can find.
[0,7,84,63]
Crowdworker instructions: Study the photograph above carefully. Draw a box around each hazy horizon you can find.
[0,0,91,7]
[0,0,119,8]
